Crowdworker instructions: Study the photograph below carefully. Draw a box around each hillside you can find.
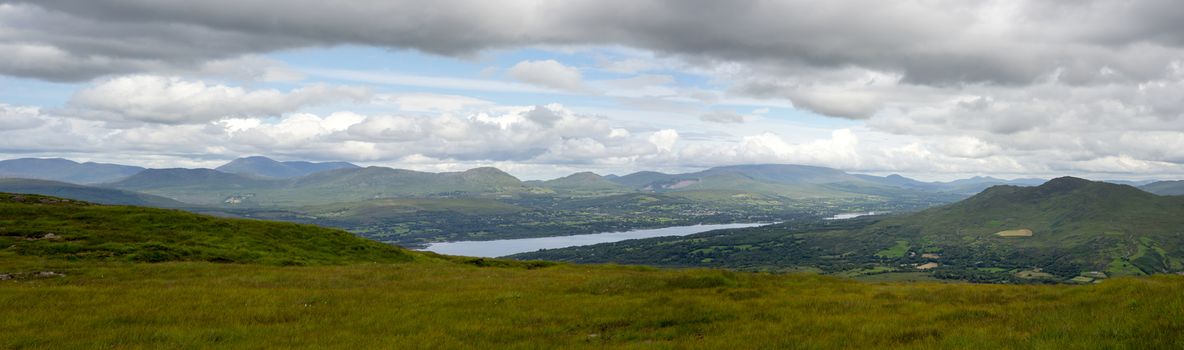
[1141,180,1184,196]
[216,156,359,178]
[515,177,1184,282]
[0,158,144,184]
[0,178,187,207]
[0,193,413,265]
[1,194,1183,348]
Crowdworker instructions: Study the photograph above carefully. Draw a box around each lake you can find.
[420,223,769,258]
[825,212,879,220]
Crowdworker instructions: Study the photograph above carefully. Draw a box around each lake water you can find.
[825,212,879,220]
[420,223,768,258]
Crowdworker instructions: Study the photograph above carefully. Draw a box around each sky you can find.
[1,1,1183,181]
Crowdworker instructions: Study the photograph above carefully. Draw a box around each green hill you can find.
[0,193,413,265]
[0,178,187,207]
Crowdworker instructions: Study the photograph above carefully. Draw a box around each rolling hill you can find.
[0,158,144,184]
[215,156,359,178]
[0,192,413,265]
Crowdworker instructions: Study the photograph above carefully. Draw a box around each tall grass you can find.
[2,259,1181,349]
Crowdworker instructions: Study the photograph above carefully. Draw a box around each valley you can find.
[1,192,1182,348]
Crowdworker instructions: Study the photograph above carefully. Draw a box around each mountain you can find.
[0,178,187,207]
[1140,180,1184,196]
[515,177,1184,281]
[0,158,144,184]
[0,192,413,265]
[539,172,627,193]
[215,156,358,179]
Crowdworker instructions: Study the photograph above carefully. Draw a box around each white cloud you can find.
[68,75,370,124]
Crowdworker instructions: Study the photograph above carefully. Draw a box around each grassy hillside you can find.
[0,193,412,265]
[0,178,187,207]
[2,193,1183,348]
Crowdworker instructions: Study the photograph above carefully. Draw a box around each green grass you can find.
[3,259,1183,349]
[876,240,911,258]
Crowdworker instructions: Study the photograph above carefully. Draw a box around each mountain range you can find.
[0,158,144,184]
[0,156,1177,209]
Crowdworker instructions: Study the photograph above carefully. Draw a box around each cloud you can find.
[699,110,745,124]
[0,104,46,130]
[67,75,369,124]
[507,60,589,92]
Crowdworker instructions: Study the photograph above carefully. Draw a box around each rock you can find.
[0,274,13,281]
[35,271,64,277]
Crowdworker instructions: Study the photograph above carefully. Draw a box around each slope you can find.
[0,193,413,265]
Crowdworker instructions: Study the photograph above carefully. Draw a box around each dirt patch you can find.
[916,262,940,270]
[995,229,1033,237]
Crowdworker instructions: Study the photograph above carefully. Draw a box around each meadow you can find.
[3,256,1183,349]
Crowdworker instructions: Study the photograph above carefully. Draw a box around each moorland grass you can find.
[2,257,1182,349]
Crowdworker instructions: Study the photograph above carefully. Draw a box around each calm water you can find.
[825,212,879,220]
[420,223,768,258]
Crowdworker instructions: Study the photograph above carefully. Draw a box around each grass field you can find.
[3,257,1184,349]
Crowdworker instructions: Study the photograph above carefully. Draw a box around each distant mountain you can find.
[931,176,1046,195]
[0,158,144,184]
[104,166,527,206]
[215,156,358,179]
[516,177,1184,280]
[540,172,626,193]
[0,178,187,207]
[1140,180,1184,196]
[608,164,945,199]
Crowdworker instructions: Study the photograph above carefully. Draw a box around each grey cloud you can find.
[699,110,744,124]
[3,0,1183,88]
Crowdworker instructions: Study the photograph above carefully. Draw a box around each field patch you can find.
[994,229,1034,237]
